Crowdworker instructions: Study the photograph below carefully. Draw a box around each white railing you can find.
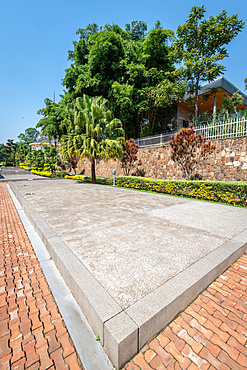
[194,117,247,140]
[135,118,247,148]
[135,132,177,148]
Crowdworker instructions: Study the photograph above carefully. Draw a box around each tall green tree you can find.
[62,21,177,137]
[15,143,31,163]
[44,146,59,173]
[37,99,65,146]
[0,144,10,163]
[18,127,40,144]
[60,95,125,183]
[0,140,18,164]
[172,6,244,124]
[26,150,45,169]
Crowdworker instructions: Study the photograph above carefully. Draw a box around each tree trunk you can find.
[91,158,96,183]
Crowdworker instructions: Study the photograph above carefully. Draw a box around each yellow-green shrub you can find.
[115,176,247,207]
[31,170,53,177]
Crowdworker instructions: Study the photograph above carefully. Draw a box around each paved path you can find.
[1,179,247,369]
[123,254,247,370]
[0,183,83,369]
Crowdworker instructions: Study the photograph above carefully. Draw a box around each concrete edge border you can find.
[8,182,247,369]
[7,183,114,370]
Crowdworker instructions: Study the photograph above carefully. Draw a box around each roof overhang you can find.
[176,76,247,113]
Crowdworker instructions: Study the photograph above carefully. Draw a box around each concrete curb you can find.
[8,181,247,369]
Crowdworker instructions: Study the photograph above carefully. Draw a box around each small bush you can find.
[31,170,53,177]
[54,171,68,178]
[64,175,113,185]
[65,174,85,181]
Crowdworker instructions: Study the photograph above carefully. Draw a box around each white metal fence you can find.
[195,117,247,140]
[135,118,247,148]
[135,132,177,148]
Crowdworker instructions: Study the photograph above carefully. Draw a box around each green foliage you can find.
[37,99,66,146]
[65,174,112,185]
[221,91,244,114]
[17,127,40,144]
[114,177,247,207]
[65,174,86,181]
[43,146,59,173]
[31,170,53,177]
[31,169,68,178]
[26,150,45,169]
[169,125,216,180]
[172,6,244,123]
[0,139,18,165]
[62,21,179,137]
[0,144,11,163]
[60,95,125,183]
[15,143,31,162]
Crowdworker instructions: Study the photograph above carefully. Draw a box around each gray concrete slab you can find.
[0,167,47,182]
[9,179,247,369]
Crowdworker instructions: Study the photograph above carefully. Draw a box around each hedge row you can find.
[57,174,247,207]
[114,176,247,206]
[31,170,68,178]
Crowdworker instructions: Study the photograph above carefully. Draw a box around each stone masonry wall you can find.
[74,136,247,181]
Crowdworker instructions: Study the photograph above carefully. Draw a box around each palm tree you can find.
[15,143,31,163]
[37,99,65,147]
[60,95,125,183]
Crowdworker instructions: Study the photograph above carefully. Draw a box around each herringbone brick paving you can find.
[0,183,83,369]
[123,256,247,369]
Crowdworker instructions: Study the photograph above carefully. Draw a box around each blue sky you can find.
[0,0,246,143]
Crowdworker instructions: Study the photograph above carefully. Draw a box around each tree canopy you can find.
[35,10,244,148]
[172,6,245,123]
[17,127,40,144]
[62,21,180,137]
[60,95,125,182]
[36,99,65,146]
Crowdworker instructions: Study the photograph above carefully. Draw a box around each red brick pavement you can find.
[123,254,247,369]
[0,183,83,369]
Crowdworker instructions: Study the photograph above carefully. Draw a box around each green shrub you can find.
[64,174,112,185]
[65,174,85,181]
[31,170,53,177]
[54,171,68,178]
[115,176,247,207]
[64,173,246,207]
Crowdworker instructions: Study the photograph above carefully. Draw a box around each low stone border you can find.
[9,181,247,369]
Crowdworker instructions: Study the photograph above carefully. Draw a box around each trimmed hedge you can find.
[64,175,111,185]
[114,176,247,207]
[31,170,68,178]
[57,173,247,207]
[31,170,53,177]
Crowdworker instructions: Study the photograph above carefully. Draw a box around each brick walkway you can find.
[123,255,247,370]
[0,183,83,369]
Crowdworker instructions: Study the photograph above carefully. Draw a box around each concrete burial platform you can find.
[9,179,247,369]
[0,167,47,182]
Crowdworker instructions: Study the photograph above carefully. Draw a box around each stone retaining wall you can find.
[74,136,247,181]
